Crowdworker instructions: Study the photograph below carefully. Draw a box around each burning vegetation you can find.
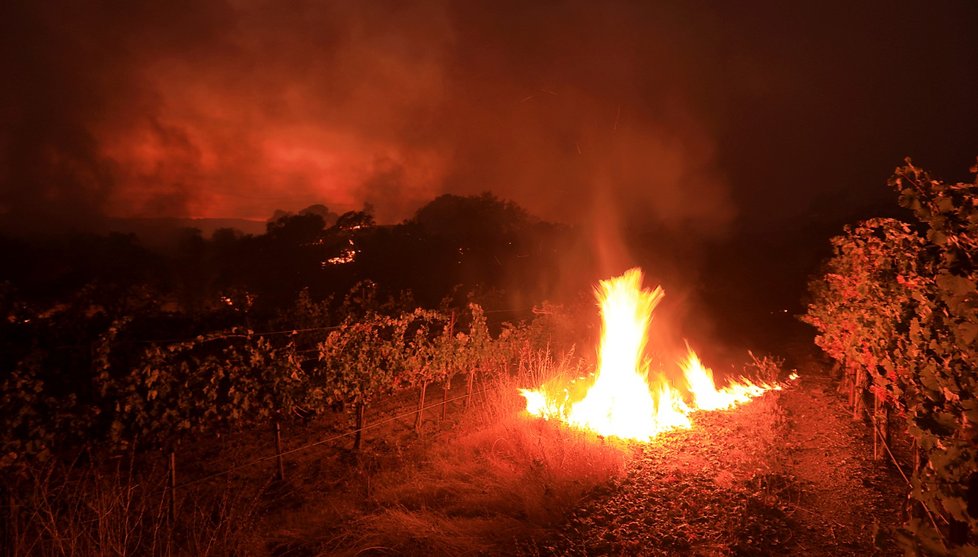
[520,268,782,441]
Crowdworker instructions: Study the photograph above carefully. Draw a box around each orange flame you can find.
[519,268,781,441]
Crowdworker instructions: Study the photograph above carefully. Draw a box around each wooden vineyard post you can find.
[873,391,882,461]
[874,393,891,462]
[852,368,864,421]
[353,402,366,451]
[274,421,285,481]
[415,381,427,433]
[440,311,455,421]
[882,403,890,446]
[168,450,177,523]
[912,438,921,476]
[441,379,450,420]
[465,368,475,410]
[847,371,855,410]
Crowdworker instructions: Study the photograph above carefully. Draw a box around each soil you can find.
[775,354,907,556]
[538,346,908,556]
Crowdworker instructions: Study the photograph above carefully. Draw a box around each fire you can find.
[519,268,781,441]
[682,349,777,411]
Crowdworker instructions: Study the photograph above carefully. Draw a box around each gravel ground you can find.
[535,354,905,556]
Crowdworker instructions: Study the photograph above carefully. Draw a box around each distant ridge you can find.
[96,217,268,249]
[104,217,267,238]
[0,214,267,244]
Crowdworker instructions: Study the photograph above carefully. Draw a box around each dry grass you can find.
[4,349,634,556]
[5,455,265,556]
[276,349,633,556]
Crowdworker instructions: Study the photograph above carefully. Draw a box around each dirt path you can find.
[776,355,904,556]
[542,353,905,556]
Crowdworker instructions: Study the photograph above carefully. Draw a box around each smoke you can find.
[4,0,974,242]
[0,0,236,229]
[0,0,737,238]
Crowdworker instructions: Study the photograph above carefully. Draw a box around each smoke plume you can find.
[1,0,975,240]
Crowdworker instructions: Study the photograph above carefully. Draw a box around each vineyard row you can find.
[804,159,978,554]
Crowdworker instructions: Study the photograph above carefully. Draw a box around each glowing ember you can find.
[519,268,782,441]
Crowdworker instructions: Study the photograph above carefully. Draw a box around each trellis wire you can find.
[173,382,496,491]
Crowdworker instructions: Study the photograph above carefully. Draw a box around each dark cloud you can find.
[1,0,975,239]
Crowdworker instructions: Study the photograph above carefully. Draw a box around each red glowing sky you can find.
[1,1,976,232]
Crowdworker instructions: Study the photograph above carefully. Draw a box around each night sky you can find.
[3,1,974,231]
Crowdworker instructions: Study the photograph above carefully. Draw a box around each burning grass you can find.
[519,268,783,442]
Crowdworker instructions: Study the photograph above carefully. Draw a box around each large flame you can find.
[519,268,781,441]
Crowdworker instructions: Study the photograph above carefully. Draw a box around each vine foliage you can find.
[805,158,978,554]
[1,293,571,472]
